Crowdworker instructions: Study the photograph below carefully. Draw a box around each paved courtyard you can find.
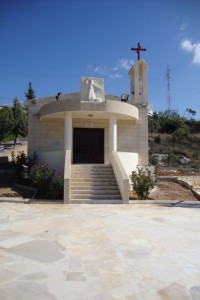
[0,203,200,300]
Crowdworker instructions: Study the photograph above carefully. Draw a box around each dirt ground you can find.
[152,181,198,200]
[130,180,199,201]
[0,179,34,198]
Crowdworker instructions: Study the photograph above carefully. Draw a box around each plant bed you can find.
[0,184,35,198]
[7,151,64,201]
[130,180,199,201]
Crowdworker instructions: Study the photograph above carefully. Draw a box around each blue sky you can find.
[0,0,200,118]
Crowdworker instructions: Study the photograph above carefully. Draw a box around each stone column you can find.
[109,114,117,152]
[64,112,72,150]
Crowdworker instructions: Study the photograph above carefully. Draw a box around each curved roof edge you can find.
[39,99,139,121]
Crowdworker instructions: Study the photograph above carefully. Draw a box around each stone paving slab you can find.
[1,196,200,207]
[0,203,200,299]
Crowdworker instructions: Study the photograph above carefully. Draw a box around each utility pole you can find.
[166,64,172,110]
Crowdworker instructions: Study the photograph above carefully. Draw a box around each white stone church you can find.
[25,59,149,204]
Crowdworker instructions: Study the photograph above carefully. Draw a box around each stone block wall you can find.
[117,106,148,166]
[28,115,64,156]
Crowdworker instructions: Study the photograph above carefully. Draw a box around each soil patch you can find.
[153,181,198,201]
[0,179,34,198]
[129,180,199,201]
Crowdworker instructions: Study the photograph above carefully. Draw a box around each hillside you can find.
[148,110,200,173]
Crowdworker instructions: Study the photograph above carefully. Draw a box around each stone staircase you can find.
[70,164,122,204]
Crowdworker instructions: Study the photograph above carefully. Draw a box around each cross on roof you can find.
[131,42,146,60]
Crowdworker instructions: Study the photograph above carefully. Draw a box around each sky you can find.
[0,0,200,118]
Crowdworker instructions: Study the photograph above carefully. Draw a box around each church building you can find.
[25,55,149,204]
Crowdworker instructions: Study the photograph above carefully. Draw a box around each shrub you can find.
[149,155,159,166]
[11,151,37,184]
[154,135,161,144]
[130,166,156,199]
[11,152,64,199]
[31,164,54,197]
[30,164,63,199]
[49,174,64,199]
[167,150,179,167]
[172,126,190,142]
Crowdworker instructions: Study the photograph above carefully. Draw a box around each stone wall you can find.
[118,106,148,166]
[177,176,200,188]
[28,115,64,156]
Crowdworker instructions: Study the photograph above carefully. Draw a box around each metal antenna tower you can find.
[166,64,172,110]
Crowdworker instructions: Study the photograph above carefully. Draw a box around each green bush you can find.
[172,126,190,142]
[11,152,63,199]
[48,174,64,199]
[149,155,159,166]
[154,135,161,144]
[31,164,54,190]
[167,150,179,167]
[11,151,37,184]
[130,166,156,199]
[31,164,63,199]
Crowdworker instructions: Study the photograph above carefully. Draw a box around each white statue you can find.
[86,79,96,101]
[81,77,105,102]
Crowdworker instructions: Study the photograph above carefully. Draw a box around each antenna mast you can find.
[166,64,172,110]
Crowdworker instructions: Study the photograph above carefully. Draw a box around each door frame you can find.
[72,128,104,164]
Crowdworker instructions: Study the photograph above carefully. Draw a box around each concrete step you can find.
[71,185,120,190]
[72,164,111,168]
[71,172,115,176]
[70,199,122,204]
[71,166,113,170]
[70,164,121,204]
[71,176,116,184]
[72,174,115,178]
[71,180,117,187]
[70,194,122,200]
[71,189,120,195]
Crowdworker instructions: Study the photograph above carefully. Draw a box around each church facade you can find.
[25,59,149,204]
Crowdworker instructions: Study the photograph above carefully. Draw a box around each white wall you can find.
[117,152,138,181]
[39,151,65,176]
[109,151,129,204]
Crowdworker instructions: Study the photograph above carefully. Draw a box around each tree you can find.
[0,106,14,143]
[148,112,161,133]
[158,110,185,134]
[186,108,196,120]
[25,81,35,100]
[12,98,28,146]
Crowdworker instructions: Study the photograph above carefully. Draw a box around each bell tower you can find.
[129,42,148,106]
[129,59,148,106]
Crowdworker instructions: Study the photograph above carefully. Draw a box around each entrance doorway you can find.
[73,128,104,164]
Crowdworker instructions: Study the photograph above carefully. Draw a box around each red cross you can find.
[131,42,146,60]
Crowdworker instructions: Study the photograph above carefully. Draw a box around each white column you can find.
[109,114,117,152]
[64,112,72,150]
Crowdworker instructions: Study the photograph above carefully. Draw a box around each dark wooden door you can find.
[73,128,104,163]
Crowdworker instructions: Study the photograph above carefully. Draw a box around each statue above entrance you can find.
[81,77,105,102]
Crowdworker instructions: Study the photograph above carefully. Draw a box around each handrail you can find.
[110,151,129,204]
